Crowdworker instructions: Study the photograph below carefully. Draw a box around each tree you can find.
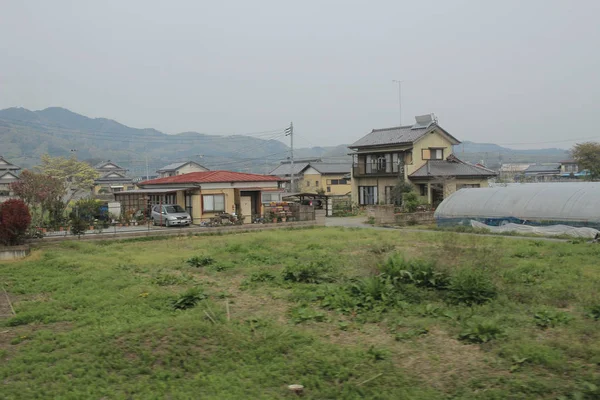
[0,199,32,245]
[571,142,600,180]
[36,155,99,203]
[10,170,65,225]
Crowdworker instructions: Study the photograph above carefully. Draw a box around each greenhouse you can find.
[434,182,600,229]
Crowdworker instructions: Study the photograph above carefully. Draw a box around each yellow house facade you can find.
[298,163,352,195]
[349,114,497,206]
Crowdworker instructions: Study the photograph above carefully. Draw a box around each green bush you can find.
[186,255,215,268]
[458,321,504,344]
[171,287,207,310]
[282,260,336,284]
[587,304,600,321]
[69,217,88,236]
[403,192,419,213]
[447,268,497,306]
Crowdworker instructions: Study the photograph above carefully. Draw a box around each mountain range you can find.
[0,107,569,175]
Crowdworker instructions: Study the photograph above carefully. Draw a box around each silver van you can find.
[151,204,191,227]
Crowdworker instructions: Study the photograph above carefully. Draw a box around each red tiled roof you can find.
[139,170,283,185]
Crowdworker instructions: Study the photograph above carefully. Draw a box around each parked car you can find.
[151,204,191,227]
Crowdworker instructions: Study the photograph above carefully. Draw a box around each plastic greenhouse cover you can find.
[470,220,599,238]
[434,182,600,224]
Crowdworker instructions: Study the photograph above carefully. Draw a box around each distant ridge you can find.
[0,107,568,174]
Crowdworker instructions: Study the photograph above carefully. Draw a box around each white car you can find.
[151,204,191,227]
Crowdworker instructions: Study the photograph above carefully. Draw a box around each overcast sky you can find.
[1,0,599,149]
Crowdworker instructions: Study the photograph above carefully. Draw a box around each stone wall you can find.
[366,205,396,224]
[366,205,435,226]
[395,211,435,226]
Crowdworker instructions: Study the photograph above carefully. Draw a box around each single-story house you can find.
[114,170,285,223]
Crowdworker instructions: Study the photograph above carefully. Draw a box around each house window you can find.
[315,181,319,186]
[203,194,225,212]
[377,156,386,172]
[405,151,413,164]
[327,187,331,193]
[422,148,444,160]
[419,184,428,196]
[326,179,332,185]
[262,193,281,203]
[456,184,481,190]
[358,186,377,205]
[306,181,310,187]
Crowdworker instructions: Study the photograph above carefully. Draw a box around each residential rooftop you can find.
[139,170,282,185]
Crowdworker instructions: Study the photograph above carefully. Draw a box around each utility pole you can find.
[285,122,294,192]
[392,80,402,127]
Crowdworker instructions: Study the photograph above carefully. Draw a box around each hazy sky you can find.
[1,0,599,149]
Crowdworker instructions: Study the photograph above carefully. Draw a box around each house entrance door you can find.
[240,196,252,224]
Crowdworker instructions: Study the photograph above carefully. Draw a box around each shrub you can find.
[152,273,191,286]
[458,321,504,344]
[171,287,207,310]
[186,255,215,267]
[447,268,497,306]
[534,310,572,329]
[403,192,419,213]
[0,199,32,245]
[69,217,88,236]
[282,260,336,284]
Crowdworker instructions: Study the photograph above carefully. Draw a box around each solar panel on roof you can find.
[411,114,435,130]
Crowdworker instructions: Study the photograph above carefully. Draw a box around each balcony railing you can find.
[352,164,400,178]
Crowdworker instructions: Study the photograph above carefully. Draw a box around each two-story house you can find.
[156,161,209,178]
[0,156,21,201]
[93,160,135,194]
[348,114,497,206]
[269,159,351,195]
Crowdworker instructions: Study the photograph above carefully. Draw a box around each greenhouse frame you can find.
[434,182,600,229]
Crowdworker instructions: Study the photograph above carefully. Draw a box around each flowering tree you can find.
[10,170,65,225]
[0,199,32,245]
[37,155,99,203]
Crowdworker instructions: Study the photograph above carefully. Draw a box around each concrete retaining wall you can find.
[0,245,30,260]
[366,205,396,224]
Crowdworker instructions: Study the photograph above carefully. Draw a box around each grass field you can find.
[1,227,599,399]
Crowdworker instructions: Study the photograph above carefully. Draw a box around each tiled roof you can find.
[306,163,352,174]
[0,156,20,170]
[140,170,283,185]
[349,121,461,149]
[156,161,207,172]
[269,162,310,176]
[410,156,497,178]
[524,164,561,174]
[349,125,430,148]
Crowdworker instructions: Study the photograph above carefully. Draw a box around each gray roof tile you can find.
[349,125,429,148]
[269,162,310,176]
[410,157,497,178]
[306,163,351,174]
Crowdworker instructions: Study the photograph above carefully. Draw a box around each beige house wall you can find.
[176,163,209,175]
[300,172,351,195]
[406,131,455,177]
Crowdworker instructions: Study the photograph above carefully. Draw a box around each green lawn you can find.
[1,228,599,399]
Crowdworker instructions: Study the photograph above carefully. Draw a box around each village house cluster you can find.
[1,113,588,223]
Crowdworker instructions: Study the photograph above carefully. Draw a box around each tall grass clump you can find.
[282,260,336,284]
[380,254,450,290]
[447,268,497,306]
